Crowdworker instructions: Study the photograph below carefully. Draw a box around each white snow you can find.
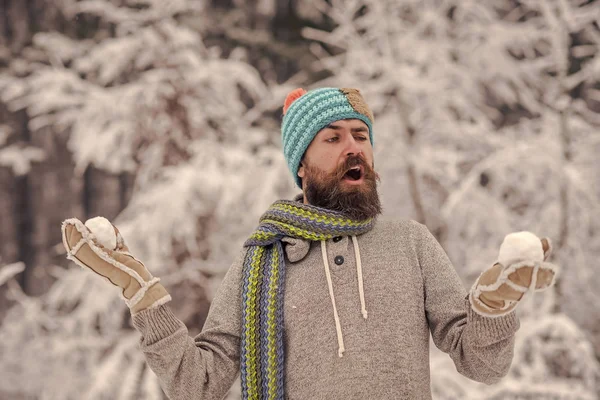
[0,144,45,176]
[497,231,544,267]
[0,262,25,287]
[85,217,117,250]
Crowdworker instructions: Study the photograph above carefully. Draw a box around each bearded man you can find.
[62,87,558,400]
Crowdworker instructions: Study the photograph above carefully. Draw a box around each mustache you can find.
[334,154,377,181]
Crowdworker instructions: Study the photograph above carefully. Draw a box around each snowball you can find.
[85,216,117,250]
[498,231,544,267]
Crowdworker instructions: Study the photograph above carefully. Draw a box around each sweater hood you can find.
[282,237,311,262]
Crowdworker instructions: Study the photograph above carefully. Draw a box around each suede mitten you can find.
[469,232,558,317]
[61,218,171,314]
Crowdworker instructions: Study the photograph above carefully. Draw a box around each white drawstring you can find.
[321,236,368,358]
[352,235,368,319]
[321,241,345,358]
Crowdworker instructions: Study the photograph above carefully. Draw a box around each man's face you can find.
[297,119,382,220]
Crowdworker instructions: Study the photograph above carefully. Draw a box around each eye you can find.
[326,136,339,143]
[355,135,368,141]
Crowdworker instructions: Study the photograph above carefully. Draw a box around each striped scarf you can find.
[241,199,375,399]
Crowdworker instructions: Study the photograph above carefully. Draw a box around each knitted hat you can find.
[281,87,375,188]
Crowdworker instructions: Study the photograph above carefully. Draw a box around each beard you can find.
[302,154,382,221]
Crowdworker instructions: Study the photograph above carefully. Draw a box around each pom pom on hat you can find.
[283,88,307,115]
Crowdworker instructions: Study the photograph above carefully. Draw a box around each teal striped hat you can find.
[281,87,375,188]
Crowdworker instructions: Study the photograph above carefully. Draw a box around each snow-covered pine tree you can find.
[1,0,599,398]
[0,123,45,175]
[0,0,295,398]
[302,0,600,398]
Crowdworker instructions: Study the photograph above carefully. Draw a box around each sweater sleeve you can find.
[413,221,520,385]
[130,249,246,400]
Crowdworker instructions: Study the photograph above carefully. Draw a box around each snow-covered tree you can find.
[1,0,599,398]
[0,124,45,175]
[302,0,600,398]
[0,0,294,398]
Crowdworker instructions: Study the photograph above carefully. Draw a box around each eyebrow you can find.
[325,123,368,133]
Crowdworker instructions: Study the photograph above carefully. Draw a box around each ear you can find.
[297,162,305,179]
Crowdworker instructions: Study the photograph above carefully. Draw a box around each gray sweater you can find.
[132,219,519,399]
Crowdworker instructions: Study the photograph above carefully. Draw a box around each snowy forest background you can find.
[0,0,599,399]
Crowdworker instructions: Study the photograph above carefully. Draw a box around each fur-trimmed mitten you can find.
[469,231,559,317]
[61,217,171,314]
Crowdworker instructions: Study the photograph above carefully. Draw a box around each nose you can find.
[345,136,362,157]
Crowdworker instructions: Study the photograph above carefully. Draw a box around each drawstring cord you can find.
[352,235,368,319]
[321,235,367,358]
[321,241,345,358]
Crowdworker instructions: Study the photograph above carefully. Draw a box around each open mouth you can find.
[343,166,363,181]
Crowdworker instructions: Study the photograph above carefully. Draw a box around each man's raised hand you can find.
[61,217,171,314]
[469,231,558,317]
